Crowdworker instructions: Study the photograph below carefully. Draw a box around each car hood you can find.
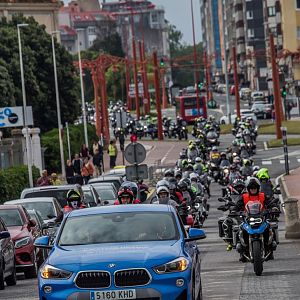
[7,226,28,241]
[48,240,182,272]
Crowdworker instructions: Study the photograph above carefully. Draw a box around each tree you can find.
[168,23,183,56]
[0,15,81,132]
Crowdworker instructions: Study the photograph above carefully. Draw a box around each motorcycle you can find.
[236,200,279,276]
[209,162,220,182]
[177,202,194,227]
[178,125,188,140]
[206,131,219,147]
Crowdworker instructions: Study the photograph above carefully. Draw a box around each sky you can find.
[63,0,202,44]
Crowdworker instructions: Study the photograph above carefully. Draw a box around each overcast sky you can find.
[63,0,202,44]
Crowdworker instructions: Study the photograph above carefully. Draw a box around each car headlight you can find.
[41,264,72,280]
[153,257,189,274]
[15,237,31,249]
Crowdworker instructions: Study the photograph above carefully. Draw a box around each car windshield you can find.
[20,202,56,220]
[0,209,24,226]
[24,190,69,207]
[93,188,115,201]
[59,212,179,245]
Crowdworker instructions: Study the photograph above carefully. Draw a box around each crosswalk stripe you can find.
[262,160,272,165]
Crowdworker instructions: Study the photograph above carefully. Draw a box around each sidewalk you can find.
[281,167,300,217]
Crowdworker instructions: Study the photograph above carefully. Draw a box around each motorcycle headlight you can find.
[224,169,229,174]
[153,257,189,274]
[41,264,73,280]
[15,237,31,249]
[182,127,186,130]
[195,203,200,209]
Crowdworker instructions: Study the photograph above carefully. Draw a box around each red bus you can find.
[175,95,207,122]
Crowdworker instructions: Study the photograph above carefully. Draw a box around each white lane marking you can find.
[297,159,300,163]
[146,145,155,158]
[264,142,268,151]
[262,160,272,165]
[280,160,290,164]
[161,145,175,164]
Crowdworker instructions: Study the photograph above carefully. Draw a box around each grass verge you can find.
[258,121,300,134]
[267,138,300,148]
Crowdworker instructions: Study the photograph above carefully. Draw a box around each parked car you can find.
[0,205,41,278]
[81,185,101,207]
[5,197,63,224]
[89,176,123,191]
[217,83,226,93]
[0,217,17,290]
[35,204,206,300]
[239,88,252,100]
[251,102,272,119]
[251,91,266,103]
[219,109,257,124]
[90,183,118,205]
[20,184,84,208]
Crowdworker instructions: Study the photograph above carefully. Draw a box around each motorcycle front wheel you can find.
[252,240,263,276]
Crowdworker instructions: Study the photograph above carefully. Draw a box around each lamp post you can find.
[51,31,66,179]
[76,29,89,148]
[17,23,33,188]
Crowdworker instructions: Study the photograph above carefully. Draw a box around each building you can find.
[101,0,170,59]
[58,1,116,53]
[0,0,61,34]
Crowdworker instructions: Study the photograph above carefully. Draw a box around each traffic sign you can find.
[124,143,146,165]
[126,164,148,181]
[115,110,127,128]
[0,106,33,128]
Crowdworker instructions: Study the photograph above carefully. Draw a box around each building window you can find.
[88,27,95,34]
[151,13,158,23]
[247,28,255,38]
[297,27,300,39]
[297,0,300,9]
[268,6,276,16]
[246,10,253,20]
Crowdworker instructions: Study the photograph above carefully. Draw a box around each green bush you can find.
[41,124,98,173]
[0,165,40,203]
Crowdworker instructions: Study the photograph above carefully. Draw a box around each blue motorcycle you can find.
[236,200,278,276]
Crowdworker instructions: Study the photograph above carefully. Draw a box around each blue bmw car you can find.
[35,204,206,300]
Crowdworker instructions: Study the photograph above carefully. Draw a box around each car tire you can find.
[0,258,5,290]
[5,260,17,286]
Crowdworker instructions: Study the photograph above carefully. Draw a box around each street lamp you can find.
[76,29,89,148]
[51,31,66,179]
[17,23,33,188]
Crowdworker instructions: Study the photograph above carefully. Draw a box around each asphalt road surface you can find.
[4,135,300,299]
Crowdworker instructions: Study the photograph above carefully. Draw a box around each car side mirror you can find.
[185,228,206,242]
[0,231,10,239]
[34,236,52,249]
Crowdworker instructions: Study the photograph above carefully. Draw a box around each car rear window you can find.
[94,189,116,201]
[0,209,24,226]
[59,212,179,245]
[20,202,56,220]
[24,191,68,207]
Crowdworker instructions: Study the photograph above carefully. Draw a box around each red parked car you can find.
[0,205,41,278]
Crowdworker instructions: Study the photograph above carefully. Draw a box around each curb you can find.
[276,173,286,213]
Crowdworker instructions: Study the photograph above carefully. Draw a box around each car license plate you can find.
[91,289,136,300]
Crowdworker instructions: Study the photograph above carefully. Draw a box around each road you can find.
[3,136,300,299]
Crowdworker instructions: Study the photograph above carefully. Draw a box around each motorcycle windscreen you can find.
[245,201,264,215]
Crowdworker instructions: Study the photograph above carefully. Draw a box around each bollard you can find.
[284,198,300,239]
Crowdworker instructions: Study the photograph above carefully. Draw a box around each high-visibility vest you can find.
[108,144,116,156]
[242,192,265,208]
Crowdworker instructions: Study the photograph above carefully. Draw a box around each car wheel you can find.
[5,260,17,286]
[0,258,5,290]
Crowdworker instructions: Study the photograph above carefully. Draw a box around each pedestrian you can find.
[108,139,118,169]
[36,169,52,187]
[65,159,75,184]
[50,173,61,186]
[81,157,94,184]
[92,140,103,177]
[287,101,293,120]
[72,153,83,185]
[80,144,89,160]
[272,108,275,123]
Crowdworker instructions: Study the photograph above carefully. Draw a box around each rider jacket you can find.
[236,192,265,211]
[114,199,141,205]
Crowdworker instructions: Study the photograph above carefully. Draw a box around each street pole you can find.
[77,30,89,148]
[161,68,168,109]
[270,33,282,139]
[222,0,231,122]
[51,32,66,179]
[153,51,163,140]
[65,122,71,161]
[17,24,33,188]
[138,40,147,114]
[130,10,141,119]
[190,0,200,115]
[281,127,289,175]
[142,41,151,114]
[204,51,210,102]
[125,57,131,110]
[233,46,241,118]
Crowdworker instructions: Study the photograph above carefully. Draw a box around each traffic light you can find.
[160,58,165,67]
[282,86,287,98]
[197,81,203,89]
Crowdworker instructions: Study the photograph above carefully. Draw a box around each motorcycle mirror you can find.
[217,205,227,211]
[218,197,225,202]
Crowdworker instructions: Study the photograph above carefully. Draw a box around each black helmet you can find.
[121,181,138,198]
[232,179,246,194]
[164,169,175,177]
[175,170,182,179]
[246,177,261,194]
[177,179,188,191]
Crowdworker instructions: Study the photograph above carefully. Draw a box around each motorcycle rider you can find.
[187,143,198,162]
[177,178,196,204]
[190,172,204,195]
[228,164,242,184]
[114,186,141,205]
[175,170,182,182]
[256,168,274,200]
[164,169,175,181]
[153,186,178,207]
[194,157,204,175]
[209,146,221,165]
[240,159,253,178]
[219,152,230,168]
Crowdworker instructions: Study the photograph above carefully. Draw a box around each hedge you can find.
[41,124,98,173]
[0,165,40,204]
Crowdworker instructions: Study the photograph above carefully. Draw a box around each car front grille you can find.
[114,269,151,287]
[75,271,110,289]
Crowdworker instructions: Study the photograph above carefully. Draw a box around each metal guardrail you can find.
[148,160,175,186]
